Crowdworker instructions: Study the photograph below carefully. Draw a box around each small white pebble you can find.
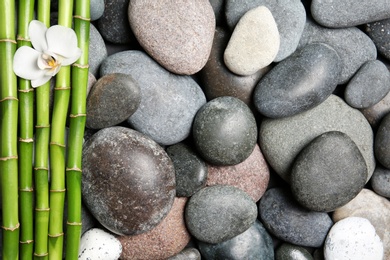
[79,228,122,260]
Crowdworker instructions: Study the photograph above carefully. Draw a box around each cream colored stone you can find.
[224,6,280,76]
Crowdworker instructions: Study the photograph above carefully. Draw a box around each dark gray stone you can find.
[185,185,257,244]
[291,131,367,212]
[225,0,306,61]
[311,0,390,28]
[86,73,141,129]
[198,220,274,260]
[199,27,268,107]
[345,60,390,108]
[275,243,314,260]
[192,96,257,166]
[209,0,225,25]
[298,18,377,84]
[259,188,333,247]
[90,0,104,21]
[89,24,107,77]
[97,0,136,44]
[371,165,390,199]
[366,19,390,61]
[375,112,390,169]
[166,143,208,197]
[82,127,176,235]
[100,50,206,145]
[167,248,201,260]
[254,43,340,118]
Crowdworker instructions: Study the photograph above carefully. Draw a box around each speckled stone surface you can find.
[185,185,257,244]
[167,248,201,260]
[333,189,390,259]
[275,243,314,260]
[118,197,191,260]
[100,50,206,145]
[371,165,390,198]
[206,144,269,202]
[199,27,268,107]
[89,23,107,77]
[291,131,367,212]
[254,43,340,118]
[361,87,390,128]
[311,0,390,28]
[259,188,333,247]
[82,127,176,235]
[198,220,274,260]
[166,142,208,197]
[298,18,377,84]
[375,112,390,169]
[366,19,390,61]
[78,228,122,260]
[193,96,257,166]
[224,6,279,76]
[128,0,215,75]
[225,0,306,62]
[86,73,141,129]
[259,95,375,182]
[345,60,390,109]
[324,217,383,260]
[90,0,104,21]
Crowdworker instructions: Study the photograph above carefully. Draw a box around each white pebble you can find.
[78,228,122,260]
[224,6,280,76]
[324,217,383,260]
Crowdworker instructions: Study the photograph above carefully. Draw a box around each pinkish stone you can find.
[206,144,270,202]
[128,0,215,75]
[118,197,191,260]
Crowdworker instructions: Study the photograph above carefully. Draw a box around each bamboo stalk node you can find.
[16,35,31,42]
[67,221,82,226]
[0,96,19,102]
[0,155,18,161]
[72,63,89,69]
[0,38,17,44]
[19,137,34,143]
[34,252,48,257]
[34,166,48,171]
[1,223,20,231]
[35,208,50,212]
[18,88,34,93]
[54,87,71,90]
[66,167,82,172]
[50,141,66,148]
[35,124,50,128]
[20,239,34,244]
[73,15,91,21]
[49,188,66,192]
[69,113,87,118]
[19,187,34,192]
[48,232,64,238]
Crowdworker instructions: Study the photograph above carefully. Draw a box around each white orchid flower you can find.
[13,20,82,88]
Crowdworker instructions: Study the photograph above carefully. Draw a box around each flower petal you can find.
[13,46,46,80]
[61,48,82,66]
[31,75,52,88]
[29,20,48,52]
[46,25,81,61]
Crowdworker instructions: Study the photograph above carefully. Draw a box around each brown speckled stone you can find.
[206,144,270,202]
[128,0,215,75]
[118,197,191,260]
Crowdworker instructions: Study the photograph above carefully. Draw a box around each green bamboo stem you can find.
[34,0,51,259]
[0,0,20,259]
[48,0,74,258]
[66,0,90,257]
[17,0,35,259]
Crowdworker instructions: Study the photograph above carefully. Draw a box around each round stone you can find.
[185,185,257,244]
[90,0,104,21]
[324,217,383,260]
[259,188,333,247]
[375,112,390,169]
[167,248,201,260]
[89,24,107,77]
[118,197,191,260]
[86,73,141,129]
[166,142,208,197]
[79,228,122,260]
[193,96,257,166]
[224,6,280,76]
[198,220,274,260]
[254,43,341,118]
[291,131,367,212]
[275,243,314,260]
[344,60,390,108]
[206,144,269,202]
[82,127,176,235]
[365,19,390,60]
[128,0,215,75]
[371,165,390,198]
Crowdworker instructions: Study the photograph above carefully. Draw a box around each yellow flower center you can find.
[41,53,60,72]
